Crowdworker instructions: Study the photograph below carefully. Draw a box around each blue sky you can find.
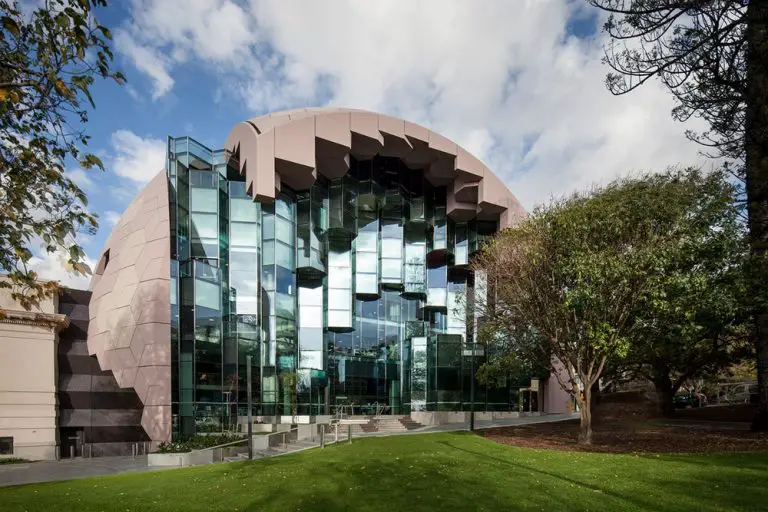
[32,0,707,287]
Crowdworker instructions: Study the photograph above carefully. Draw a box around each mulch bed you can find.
[480,419,768,454]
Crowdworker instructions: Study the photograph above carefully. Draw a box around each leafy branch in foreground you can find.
[0,0,124,308]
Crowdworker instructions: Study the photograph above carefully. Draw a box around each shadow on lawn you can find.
[444,439,768,512]
[227,446,580,512]
[437,440,658,511]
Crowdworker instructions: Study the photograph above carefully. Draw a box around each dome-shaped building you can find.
[88,108,567,443]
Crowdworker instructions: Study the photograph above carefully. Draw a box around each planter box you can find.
[147,450,215,467]
[148,452,190,467]
[252,435,271,451]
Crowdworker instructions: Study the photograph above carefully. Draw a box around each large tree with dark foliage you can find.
[588,0,768,429]
[473,169,730,444]
[624,170,751,416]
[0,0,123,309]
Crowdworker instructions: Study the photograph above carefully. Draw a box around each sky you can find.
[30,0,712,288]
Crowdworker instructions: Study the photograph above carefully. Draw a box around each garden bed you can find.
[480,418,768,454]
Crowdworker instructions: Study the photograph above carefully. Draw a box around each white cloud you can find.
[116,0,710,208]
[110,130,166,184]
[115,30,175,100]
[27,248,95,290]
[65,168,97,192]
[103,210,121,227]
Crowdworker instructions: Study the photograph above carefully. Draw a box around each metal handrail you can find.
[188,436,248,454]
[188,426,300,454]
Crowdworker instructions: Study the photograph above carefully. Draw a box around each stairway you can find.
[346,416,425,435]
[224,438,323,463]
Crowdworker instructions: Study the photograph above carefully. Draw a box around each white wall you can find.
[0,282,61,460]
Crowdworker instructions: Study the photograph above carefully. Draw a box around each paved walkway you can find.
[0,456,156,488]
[0,413,576,488]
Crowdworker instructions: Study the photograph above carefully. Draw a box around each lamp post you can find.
[246,355,253,460]
[470,342,475,431]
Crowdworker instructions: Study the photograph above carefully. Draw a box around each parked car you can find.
[674,392,708,408]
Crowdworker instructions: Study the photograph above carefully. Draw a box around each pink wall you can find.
[88,172,172,442]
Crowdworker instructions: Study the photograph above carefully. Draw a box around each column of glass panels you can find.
[259,204,277,413]
[403,221,427,297]
[410,336,427,411]
[447,270,467,338]
[193,259,222,422]
[189,170,219,261]
[426,264,448,310]
[327,236,353,330]
[328,175,356,235]
[298,284,323,370]
[228,181,260,413]
[430,334,463,411]
[167,139,180,436]
[297,182,328,279]
[355,160,380,296]
[219,171,238,429]
[380,180,404,287]
[469,220,498,255]
[382,290,402,412]
[275,195,297,416]
[430,187,448,253]
[178,260,195,436]
[260,194,297,415]
[454,222,469,266]
[189,162,224,429]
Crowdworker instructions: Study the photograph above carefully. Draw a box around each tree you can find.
[622,170,751,415]
[473,169,732,443]
[0,0,124,309]
[587,0,768,429]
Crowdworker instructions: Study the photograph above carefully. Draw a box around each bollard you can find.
[69,445,75,459]
[348,424,352,444]
[131,444,136,459]
[320,428,325,449]
[335,423,339,443]
[282,433,286,449]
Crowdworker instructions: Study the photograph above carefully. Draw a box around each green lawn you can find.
[2,432,767,511]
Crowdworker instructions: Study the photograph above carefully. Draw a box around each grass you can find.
[0,458,29,465]
[2,432,768,511]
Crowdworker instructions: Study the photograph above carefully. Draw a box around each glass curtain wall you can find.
[167,138,532,437]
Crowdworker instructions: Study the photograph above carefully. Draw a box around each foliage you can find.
[587,0,768,429]
[0,0,124,309]
[3,433,768,511]
[592,0,748,161]
[620,169,751,414]
[156,434,244,454]
[473,168,734,443]
[0,457,28,464]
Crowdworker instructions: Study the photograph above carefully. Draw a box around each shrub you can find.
[156,434,244,453]
[0,457,30,464]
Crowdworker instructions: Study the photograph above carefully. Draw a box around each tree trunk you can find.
[579,385,593,444]
[653,379,676,417]
[745,0,768,431]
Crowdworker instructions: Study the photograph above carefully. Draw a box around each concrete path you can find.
[0,413,576,488]
[0,456,155,488]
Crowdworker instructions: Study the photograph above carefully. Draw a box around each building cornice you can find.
[0,309,70,333]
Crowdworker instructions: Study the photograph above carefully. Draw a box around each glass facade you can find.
[167,136,532,437]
